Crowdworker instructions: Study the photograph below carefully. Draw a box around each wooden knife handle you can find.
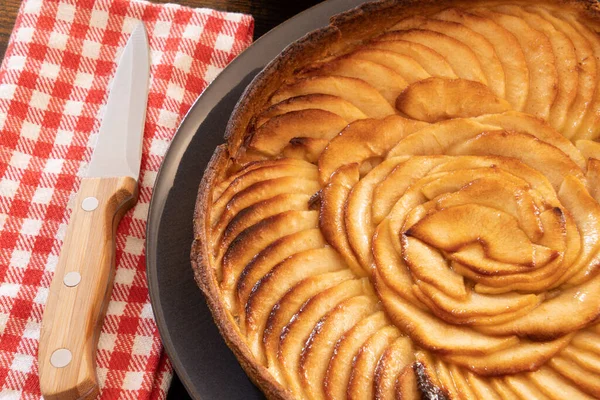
[38,176,138,400]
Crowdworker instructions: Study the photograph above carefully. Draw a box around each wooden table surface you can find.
[0,0,322,398]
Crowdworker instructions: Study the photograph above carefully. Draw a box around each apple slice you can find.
[348,48,430,83]
[562,15,600,141]
[256,94,366,128]
[221,210,318,291]
[318,115,427,184]
[493,5,577,132]
[470,8,557,120]
[529,367,595,400]
[236,228,325,311]
[467,372,503,400]
[528,6,596,139]
[434,8,528,111]
[405,204,551,266]
[270,76,395,118]
[387,118,501,158]
[561,346,600,375]
[372,156,448,224]
[401,236,467,300]
[370,39,457,78]
[248,109,347,156]
[504,374,556,399]
[585,158,600,204]
[282,138,330,163]
[347,326,401,400]
[375,271,519,355]
[373,336,414,400]
[323,311,389,400]
[447,364,478,400]
[211,160,318,227]
[244,247,346,361]
[277,278,368,397]
[396,78,511,123]
[263,269,355,382]
[301,57,408,105]
[443,334,572,376]
[381,29,487,84]
[212,176,320,245]
[474,111,586,169]
[550,356,600,397]
[449,130,584,190]
[391,16,505,97]
[300,295,379,400]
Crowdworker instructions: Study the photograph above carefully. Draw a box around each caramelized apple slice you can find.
[248,109,347,156]
[471,8,557,120]
[372,156,448,224]
[444,334,572,376]
[370,39,457,78]
[324,311,390,400]
[387,118,501,158]
[211,160,318,226]
[347,326,401,400]
[277,279,368,397]
[449,130,584,190]
[493,5,577,132]
[216,194,311,261]
[348,49,430,83]
[474,111,586,169]
[263,269,355,382]
[245,247,347,361]
[318,115,427,184]
[448,365,478,400]
[503,374,553,400]
[300,295,379,400]
[282,138,330,163]
[212,176,320,245]
[529,367,595,400]
[373,337,414,400]
[221,210,318,290]
[256,94,366,128]
[375,272,519,355]
[396,78,511,123]
[302,57,408,105]
[318,164,366,276]
[270,76,395,118]
[236,228,325,309]
[550,356,600,397]
[406,204,552,266]
[434,7,528,111]
[401,237,467,300]
[383,29,487,84]
[528,6,596,139]
[467,372,503,400]
[585,158,600,204]
[563,15,600,141]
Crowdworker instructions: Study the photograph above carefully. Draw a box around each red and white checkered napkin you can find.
[0,0,253,397]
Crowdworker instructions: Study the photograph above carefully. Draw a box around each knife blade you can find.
[38,22,149,400]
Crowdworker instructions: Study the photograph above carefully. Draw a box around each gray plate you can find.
[145,0,366,398]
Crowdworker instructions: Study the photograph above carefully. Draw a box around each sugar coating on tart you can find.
[193,1,600,399]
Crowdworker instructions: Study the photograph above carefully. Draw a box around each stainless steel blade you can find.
[87,23,149,181]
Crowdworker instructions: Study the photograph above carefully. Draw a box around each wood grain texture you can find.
[38,177,138,400]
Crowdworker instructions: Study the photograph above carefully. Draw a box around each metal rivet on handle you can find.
[81,197,99,211]
[63,272,81,287]
[50,348,72,368]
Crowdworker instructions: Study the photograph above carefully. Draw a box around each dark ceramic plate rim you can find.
[146,1,367,398]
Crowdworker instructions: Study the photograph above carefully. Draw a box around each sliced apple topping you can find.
[204,3,600,398]
[256,94,366,128]
[434,7,529,111]
[270,76,395,118]
[396,78,511,123]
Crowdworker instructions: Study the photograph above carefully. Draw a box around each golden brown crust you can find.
[191,1,600,399]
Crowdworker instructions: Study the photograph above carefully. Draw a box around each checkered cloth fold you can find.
[0,0,253,398]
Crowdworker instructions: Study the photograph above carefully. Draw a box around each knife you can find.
[38,22,149,400]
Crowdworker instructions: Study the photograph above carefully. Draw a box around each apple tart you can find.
[191,0,600,399]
